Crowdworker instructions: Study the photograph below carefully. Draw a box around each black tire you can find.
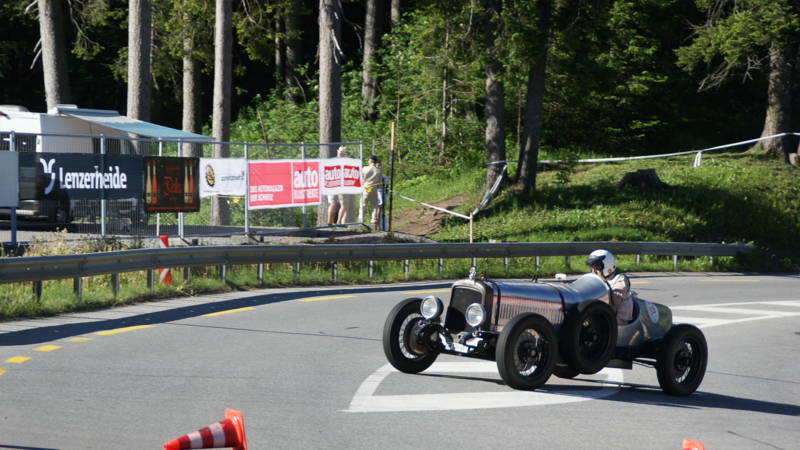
[48,200,71,224]
[562,300,618,374]
[553,365,580,379]
[496,313,558,391]
[382,298,439,374]
[656,324,708,396]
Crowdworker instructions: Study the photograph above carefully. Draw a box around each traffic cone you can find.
[163,409,247,450]
[683,439,705,450]
[159,234,171,285]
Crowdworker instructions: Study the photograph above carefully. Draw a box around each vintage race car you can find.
[383,268,708,396]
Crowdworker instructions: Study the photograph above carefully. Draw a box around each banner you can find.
[0,152,19,207]
[320,157,362,195]
[18,152,143,201]
[143,156,200,213]
[248,159,320,209]
[199,158,247,197]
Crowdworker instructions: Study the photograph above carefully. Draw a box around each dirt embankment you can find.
[389,194,469,236]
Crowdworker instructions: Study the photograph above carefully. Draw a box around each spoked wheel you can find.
[656,324,708,396]
[562,300,618,374]
[383,298,439,373]
[496,313,557,390]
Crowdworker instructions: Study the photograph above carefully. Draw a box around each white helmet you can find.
[586,249,616,278]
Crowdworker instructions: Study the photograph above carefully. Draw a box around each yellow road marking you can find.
[95,325,154,336]
[630,281,650,284]
[300,295,356,302]
[699,279,760,282]
[401,289,451,294]
[34,345,61,352]
[0,368,5,377]
[203,307,255,317]
[67,337,93,343]
[5,356,30,364]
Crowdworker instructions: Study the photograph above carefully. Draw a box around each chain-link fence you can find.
[1,131,363,244]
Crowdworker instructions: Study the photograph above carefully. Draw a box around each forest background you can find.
[2,0,800,224]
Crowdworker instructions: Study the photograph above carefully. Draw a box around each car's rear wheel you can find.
[562,300,618,374]
[383,298,438,374]
[656,324,707,396]
[496,313,557,391]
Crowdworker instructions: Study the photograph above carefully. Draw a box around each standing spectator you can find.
[375,161,388,231]
[362,155,383,229]
[326,146,349,226]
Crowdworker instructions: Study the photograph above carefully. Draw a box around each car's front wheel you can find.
[382,298,439,374]
[656,324,707,396]
[496,313,557,390]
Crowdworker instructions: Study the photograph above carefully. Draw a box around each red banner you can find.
[320,157,362,195]
[248,160,320,209]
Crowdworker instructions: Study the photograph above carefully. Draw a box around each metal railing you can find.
[0,242,756,299]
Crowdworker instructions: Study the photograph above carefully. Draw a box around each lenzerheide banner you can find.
[199,158,247,198]
[18,152,143,200]
[248,159,320,209]
[320,157,362,195]
[143,156,199,213]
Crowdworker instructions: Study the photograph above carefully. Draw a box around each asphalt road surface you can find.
[1,272,798,450]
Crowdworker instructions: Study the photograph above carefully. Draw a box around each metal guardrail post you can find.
[709,256,714,265]
[257,264,263,285]
[438,258,444,274]
[471,257,477,268]
[535,256,540,272]
[295,262,301,279]
[673,255,678,270]
[111,273,119,298]
[147,270,154,290]
[183,267,191,283]
[636,255,641,266]
[33,281,42,301]
[565,255,571,268]
[73,277,82,300]
[403,260,409,276]
[368,260,374,279]
[218,265,226,282]
[100,135,107,238]
[332,262,338,281]
[504,257,509,275]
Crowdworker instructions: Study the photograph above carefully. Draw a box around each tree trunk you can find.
[391,0,401,28]
[361,0,382,121]
[182,27,202,158]
[284,6,302,103]
[275,11,285,95]
[757,42,793,163]
[127,0,151,121]
[38,0,70,110]
[513,0,551,194]
[211,0,232,226]
[440,29,449,158]
[317,0,342,225]
[484,0,505,192]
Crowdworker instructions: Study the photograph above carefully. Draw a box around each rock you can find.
[612,168,669,190]
[790,152,799,166]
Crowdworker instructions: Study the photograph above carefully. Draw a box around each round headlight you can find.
[465,303,487,328]
[420,296,443,320]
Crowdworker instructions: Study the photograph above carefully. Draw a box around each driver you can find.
[586,249,633,325]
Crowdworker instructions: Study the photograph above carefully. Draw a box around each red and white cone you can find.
[683,439,705,450]
[163,409,247,450]
[158,234,171,285]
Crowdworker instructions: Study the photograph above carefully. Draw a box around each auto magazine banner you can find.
[198,158,247,198]
[0,151,19,207]
[248,159,320,209]
[17,152,143,200]
[143,156,200,213]
[319,157,362,195]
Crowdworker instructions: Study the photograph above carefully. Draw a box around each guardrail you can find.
[0,242,755,292]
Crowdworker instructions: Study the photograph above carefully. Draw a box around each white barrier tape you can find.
[472,165,507,217]
[487,132,799,165]
[390,192,472,221]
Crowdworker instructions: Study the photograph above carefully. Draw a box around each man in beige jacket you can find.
[362,155,384,228]
[586,249,633,325]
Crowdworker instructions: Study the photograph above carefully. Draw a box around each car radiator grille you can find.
[497,296,564,330]
[444,287,484,333]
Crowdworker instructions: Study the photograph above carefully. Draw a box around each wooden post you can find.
[388,121,396,231]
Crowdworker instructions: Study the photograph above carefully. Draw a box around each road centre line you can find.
[630,281,650,284]
[673,306,800,316]
[0,368,5,377]
[5,356,30,364]
[34,345,61,352]
[300,295,356,302]
[699,279,760,282]
[202,307,255,317]
[401,289,451,294]
[94,325,153,336]
[67,337,93,342]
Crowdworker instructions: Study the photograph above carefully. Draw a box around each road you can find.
[1,272,798,450]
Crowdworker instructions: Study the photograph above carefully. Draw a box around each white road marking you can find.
[672,306,800,317]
